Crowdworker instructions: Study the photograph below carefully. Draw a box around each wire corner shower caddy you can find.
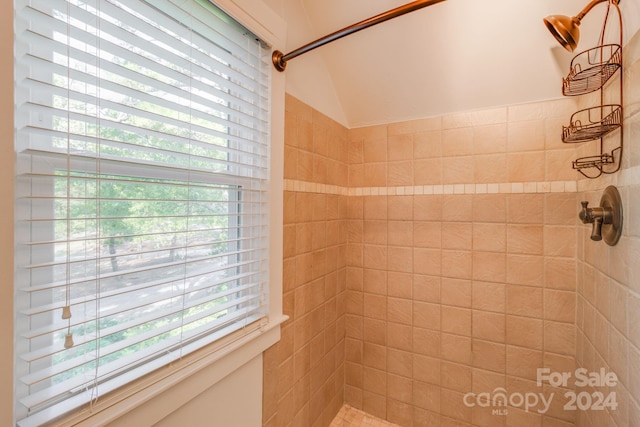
[545,0,624,179]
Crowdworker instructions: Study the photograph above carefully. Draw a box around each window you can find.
[14,0,271,425]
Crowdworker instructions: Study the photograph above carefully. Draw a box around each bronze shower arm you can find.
[576,0,619,21]
[272,0,447,72]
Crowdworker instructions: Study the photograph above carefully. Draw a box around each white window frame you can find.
[12,0,286,425]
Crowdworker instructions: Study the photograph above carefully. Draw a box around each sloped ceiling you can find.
[273,0,638,128]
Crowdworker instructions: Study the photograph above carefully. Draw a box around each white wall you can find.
[276,0,349,127]
[107,356,263,427]
[152,356,262,427]
[622,0,640,41]
[259,0,349,126]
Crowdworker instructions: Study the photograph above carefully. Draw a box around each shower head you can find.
[543,0,619,52]
[543,15,581,52]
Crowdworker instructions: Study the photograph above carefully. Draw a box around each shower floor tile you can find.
[329,405,401,427]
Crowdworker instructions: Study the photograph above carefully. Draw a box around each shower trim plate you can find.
[599,185,623,246]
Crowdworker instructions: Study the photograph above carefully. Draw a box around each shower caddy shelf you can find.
[560,1,623,179]
[562,104,622,143]
[561,44,621,96]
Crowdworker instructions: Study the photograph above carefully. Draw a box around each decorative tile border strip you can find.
[284,179,579,195]
[283,180,350,196]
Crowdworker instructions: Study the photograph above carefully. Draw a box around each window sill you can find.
[51,315,288,427]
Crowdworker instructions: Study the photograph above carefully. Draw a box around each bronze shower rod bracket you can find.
[272,0,447,72]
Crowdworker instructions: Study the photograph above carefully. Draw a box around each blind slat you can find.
[24,235,263,269]
[25,223,265,246]
[21,171,267,192]
[18,148,269,183]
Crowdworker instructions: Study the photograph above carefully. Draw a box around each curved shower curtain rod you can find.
[272,0,447,72]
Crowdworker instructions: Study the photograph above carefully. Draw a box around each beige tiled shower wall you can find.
[344,97,583,427]
[266,89,588,426]
[263,95,350,427]
[574,29,640,427]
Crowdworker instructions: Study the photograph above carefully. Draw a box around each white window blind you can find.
[14,0,271,425]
